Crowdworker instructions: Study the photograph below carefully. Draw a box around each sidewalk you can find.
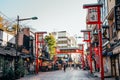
[92,72,117,80]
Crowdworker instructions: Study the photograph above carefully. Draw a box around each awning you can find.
[107,7,114,20]
[0,46,21,56]
[113,46,120,54]
[20,54,32,58]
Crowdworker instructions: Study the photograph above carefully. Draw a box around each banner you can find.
[115,5,120,30]
[86,7,99,24]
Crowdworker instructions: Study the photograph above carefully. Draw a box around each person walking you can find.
[63,61,66,72]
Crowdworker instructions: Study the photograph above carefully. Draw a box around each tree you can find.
[45,33,56,59]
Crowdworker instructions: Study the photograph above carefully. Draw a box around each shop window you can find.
[23,35,30,50]
[116,0,120,5]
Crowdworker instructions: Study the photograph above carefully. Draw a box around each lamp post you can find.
[81,30,92,73]
[78,44,85,69]
[15,16,38,78]
[75,36,85,69]
[35,32,47,74]
[83,4,104,80]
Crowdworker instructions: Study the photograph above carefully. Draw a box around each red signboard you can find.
[83,4,102,25]
[57,49,83,54]
[87,7,98,24]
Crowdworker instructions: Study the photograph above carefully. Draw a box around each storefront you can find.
[112,46,120,78]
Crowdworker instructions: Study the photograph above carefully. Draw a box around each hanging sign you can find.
[87,7,98,24]
[115,5,120,30]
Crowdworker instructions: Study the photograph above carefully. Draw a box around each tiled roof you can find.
[0,46,21,56]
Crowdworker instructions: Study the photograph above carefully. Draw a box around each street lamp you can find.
[15,16,38,78]
[81,30,92,73]
[83,4,104,80]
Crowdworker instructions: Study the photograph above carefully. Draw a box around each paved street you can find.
[18,68,115,80]
[18,68,101,80]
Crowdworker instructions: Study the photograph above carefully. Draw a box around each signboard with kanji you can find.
[115,5,120,30]
[87,7,98,24]
[57,49,82,54]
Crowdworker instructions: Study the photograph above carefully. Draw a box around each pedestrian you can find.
[63,61,66,72]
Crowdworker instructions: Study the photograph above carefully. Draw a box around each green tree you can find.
[45,33,56,59]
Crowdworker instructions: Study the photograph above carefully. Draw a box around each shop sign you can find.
[115,5,120,30]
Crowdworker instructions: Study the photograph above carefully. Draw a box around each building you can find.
[84,0,120,79]
[57,31,70,48]
[57,31,76,48]
[98,0,120,79]
[0,13,36,78]
[51,31,78,62]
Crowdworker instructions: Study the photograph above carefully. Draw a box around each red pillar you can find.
[82,44,85,69]
[98,6,104,80]
[35,32,47,74]
[88,32,92,73]
[35,33,39,74]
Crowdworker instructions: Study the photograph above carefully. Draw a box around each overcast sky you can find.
[0,0,97,43]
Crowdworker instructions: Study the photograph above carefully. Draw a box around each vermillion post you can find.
[88,32,92,73]
[82,44,85,69]
[81,30,92,73]
[35,32,47,74]
[98,6,104,80]
[35,33,39,74]
[83,4,103,80]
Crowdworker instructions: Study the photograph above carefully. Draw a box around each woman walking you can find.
[63,61,66,72]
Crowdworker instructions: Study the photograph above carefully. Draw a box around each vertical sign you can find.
[39,34,43,48]
[87,7,98,24]
[83,32,90,42]
[115,5,120,30]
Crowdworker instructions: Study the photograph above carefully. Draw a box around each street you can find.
[18,68,100,80]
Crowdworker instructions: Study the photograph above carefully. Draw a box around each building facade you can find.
[87,0,120,79]
[84,0,120,79]
[57,31,71,48]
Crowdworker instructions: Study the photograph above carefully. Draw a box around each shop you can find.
[112,46,120,78]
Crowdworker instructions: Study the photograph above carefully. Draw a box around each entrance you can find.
[111,54,120,79]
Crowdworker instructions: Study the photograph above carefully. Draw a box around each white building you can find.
[57,31,76,48]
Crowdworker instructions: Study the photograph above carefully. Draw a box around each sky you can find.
[0,0,97,43]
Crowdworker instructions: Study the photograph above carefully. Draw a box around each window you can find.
[101,0,108,21]
[116,0,120,5]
